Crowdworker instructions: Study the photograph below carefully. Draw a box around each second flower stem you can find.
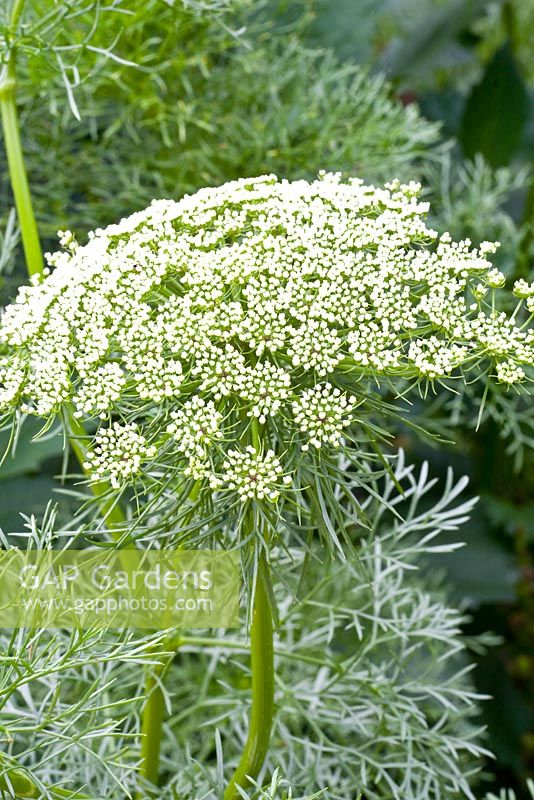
[0,55,44,278]
[224,550,275,800]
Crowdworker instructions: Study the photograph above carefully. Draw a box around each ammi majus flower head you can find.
[1,174,533,501]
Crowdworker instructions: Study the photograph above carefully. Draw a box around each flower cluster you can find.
[347,323,402,369]
[1,174,533,496]
[82,422,156,489]
[407,337,468,379]
[0,355,26,408]
[513,279,534,299]
[495,361,526,385]
[292,384,357,450]
[167,397,223,479]
[74,363,125,418]
[216,446,290,501]
[120,315,184,403]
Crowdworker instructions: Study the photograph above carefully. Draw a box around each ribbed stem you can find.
[224,551,275,800]
[8,0,26,29]
[0,54,44,277]
[136,663,166,797]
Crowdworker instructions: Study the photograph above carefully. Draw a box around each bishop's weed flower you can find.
[215,446,291,502]
[82,421,157,489]
[0,173,533,498]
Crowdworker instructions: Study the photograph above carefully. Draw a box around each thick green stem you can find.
[8,0,26,29]
[0,59,44,277]
[136,663,166,796]
[224,423,276,798]
[224,552,275,800]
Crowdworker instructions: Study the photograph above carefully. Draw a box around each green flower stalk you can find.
[0,173,533,796]
[0,0,44,277]
[224,549,275,800]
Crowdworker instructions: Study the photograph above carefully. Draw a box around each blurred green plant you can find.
[0,0,440,246]
[474,0,534,83]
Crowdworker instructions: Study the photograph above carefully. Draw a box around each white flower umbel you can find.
[287,319,343,376]
[0,355,26,408]
[218,446,289,502]
[495,360,526,385]
[292,383,357,450]
[120,310,184,402]
[167,396,223,478]
[470,312,533,361]
[1,174,533,494]
[234,361,292,423]
[513,279,534,299]
[82,422,156,489]
[74,363,125,418]
[407,336,468,379]
[347,322,402,369]
[487,268,506,288]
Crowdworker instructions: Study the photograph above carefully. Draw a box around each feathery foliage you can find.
[0,0,440,242]
[0,454,496,800]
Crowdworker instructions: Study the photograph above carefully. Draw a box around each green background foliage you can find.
[0,0,533,796]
